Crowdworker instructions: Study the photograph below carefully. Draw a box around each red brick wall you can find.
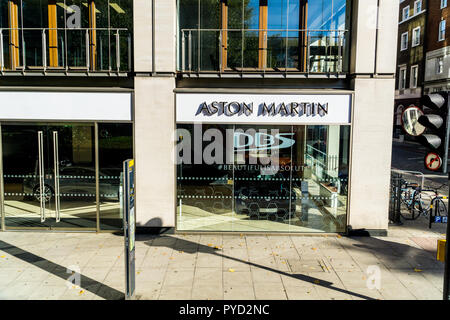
[427,0,450,51]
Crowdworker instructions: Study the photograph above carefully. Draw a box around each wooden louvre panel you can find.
[220,0,228,71]
[8,0,20,69]
[299,0,308,72]
[48,0,58,67]
[258,0,268,70]
[89,0,97,70]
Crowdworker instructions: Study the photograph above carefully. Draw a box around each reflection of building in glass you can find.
[178,0,349,73]
[0,1,399,236]
[401,107,425,136]
[176,124,350,233]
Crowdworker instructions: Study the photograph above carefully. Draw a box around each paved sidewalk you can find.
[0,223,446,300]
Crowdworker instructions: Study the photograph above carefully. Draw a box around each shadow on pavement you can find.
[341,235,444,270]
[143,235,376,300]
[0,239,124,300]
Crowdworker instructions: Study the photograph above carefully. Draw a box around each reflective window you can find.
[176,124,350,233]
[178,0,350,73]
[98,123,133,230]
[0,0,132,72]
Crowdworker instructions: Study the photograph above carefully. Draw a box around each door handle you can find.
[53,131,61,223]
[38,131,45,222]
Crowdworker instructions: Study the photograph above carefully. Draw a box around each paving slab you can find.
[0,221,446,300]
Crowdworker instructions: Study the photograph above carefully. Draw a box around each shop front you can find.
[0,91,133,231]
[175,91,353,233]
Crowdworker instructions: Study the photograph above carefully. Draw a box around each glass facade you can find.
[0,122,133,231]
[178,0,350,73]
[0,0,132,72]
[98,123,133,230]
[176,123,350,233]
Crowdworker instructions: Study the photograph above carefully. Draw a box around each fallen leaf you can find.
[312,248,317,251]
[79,290,85,295]
[314,280,320,284]
[0,255,5,258]
[337,235,342,238]
[228,268,235,272]
[414,268,423,272]
[207,244,213,247]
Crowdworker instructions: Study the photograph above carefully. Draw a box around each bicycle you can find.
[399,179,427,220]
[399,180,448,223]
[420,183,449,228]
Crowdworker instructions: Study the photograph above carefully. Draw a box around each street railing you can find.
[0,27,130,74]
[179,28,347,74]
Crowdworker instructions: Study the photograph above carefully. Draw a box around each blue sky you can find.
[262,0,347,30]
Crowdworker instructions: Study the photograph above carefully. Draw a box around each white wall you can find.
[133,0,176,73]
[376,0,400,74]
[134,77,176,227]
[346,0,398,233]
[350,0,399,74]
[350,0,378,74]
[154,0,177,73]
[349,78,395,231]
[133,0,152,72]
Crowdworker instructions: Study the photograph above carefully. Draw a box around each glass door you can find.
[1,123,97,230]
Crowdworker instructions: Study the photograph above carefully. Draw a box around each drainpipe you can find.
[421,1,429,97]
[374,0,380,75]
[152,0,156,75]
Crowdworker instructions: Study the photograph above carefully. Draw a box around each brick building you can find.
[424,0,450,93]
[394,0,427,139]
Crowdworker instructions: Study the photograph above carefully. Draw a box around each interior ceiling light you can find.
[110,3,125,14]
[82,3,101,13]
[56,2,74,13]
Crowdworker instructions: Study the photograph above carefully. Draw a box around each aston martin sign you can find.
[176,93,352,124]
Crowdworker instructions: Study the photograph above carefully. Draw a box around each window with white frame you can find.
[410,65,418,88]
[412,27,421,47]
[436,57,444,74]
[402,6,410,21]
[401,32,408,50]
[442,0,448,9]
[439,20,446,41]
[399,66,407,89]
[414,0,422,14]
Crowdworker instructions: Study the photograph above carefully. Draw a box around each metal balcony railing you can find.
[0,27,131,75]
[180,29,347,74]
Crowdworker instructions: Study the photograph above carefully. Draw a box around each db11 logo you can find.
[234,132,295,152]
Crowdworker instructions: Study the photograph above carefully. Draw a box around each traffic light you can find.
[418,92,450,173]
